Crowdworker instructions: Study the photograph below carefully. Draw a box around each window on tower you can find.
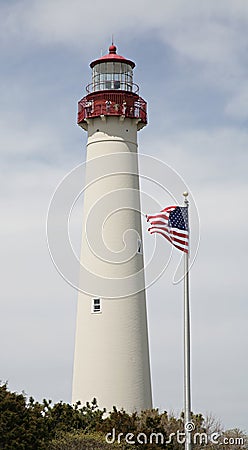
[92,298,102,314]
[137,239,143,254]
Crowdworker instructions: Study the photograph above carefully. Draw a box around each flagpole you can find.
[183,191,192,450]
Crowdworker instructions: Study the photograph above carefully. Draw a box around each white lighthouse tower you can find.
[72,44,152,412]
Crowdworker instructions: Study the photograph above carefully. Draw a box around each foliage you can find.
[0,382,247,450]
[0,383,46,449]
[0,383,105,449]
[48,431,121,450]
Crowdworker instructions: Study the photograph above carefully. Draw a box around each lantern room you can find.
[90,45,135,93]
[77,44,147,130]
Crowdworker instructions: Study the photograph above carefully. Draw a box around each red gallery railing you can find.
[77,91,147,126]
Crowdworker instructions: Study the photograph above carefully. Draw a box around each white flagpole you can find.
[183,191,192,450]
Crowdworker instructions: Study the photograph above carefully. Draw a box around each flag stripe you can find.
[148,222,188,239]
[149,230,188,253]
[148,226,188,247]
[147,213,170,221]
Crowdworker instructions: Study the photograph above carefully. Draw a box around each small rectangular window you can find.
[92,298,102,314]
[137,239,143,254]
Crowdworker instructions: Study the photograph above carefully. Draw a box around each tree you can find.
[0,383,46,449]
[0,383,247,450]
[48,431,121,450]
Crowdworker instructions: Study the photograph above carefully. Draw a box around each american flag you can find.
[146,205,189,253]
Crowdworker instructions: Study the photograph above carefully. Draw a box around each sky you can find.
[1,0,248,433]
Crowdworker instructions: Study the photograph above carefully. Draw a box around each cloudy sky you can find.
[1,0,248,433]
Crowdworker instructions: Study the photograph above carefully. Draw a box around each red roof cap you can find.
[90,45,135,69]
[109,44,117,53]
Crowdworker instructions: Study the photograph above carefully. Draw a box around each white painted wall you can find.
[72,116,152,412]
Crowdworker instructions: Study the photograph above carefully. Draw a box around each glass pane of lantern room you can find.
[121,63,133,91]
[106,62,114,74]
[92,66,103,91]
[92,61,133,92]
[93,63,105,91]
[114,62,121,74]
[113,72,121,90]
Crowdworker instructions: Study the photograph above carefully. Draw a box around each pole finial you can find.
[183,191,189,206]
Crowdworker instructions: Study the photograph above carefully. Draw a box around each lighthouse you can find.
[72,44,152,413]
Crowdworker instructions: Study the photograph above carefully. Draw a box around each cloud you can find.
[2,0,248,63]
[141,127,248,187]
[225,82,248,120]
[1,161,77,401]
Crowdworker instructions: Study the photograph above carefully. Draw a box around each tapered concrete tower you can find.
[72,44,152,412]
